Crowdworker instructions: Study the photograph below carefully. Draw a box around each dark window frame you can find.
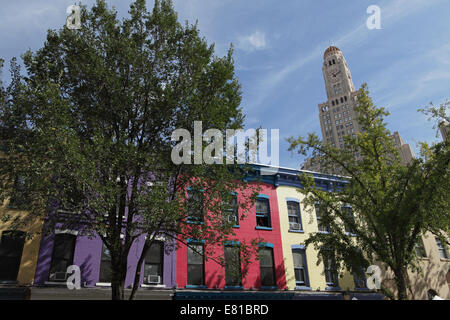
[143,241,164,284]
[187,242,205,286]
[315,203,330,233]
[99,243,112,283]
[255,198,271,228]
[292,249,309,287]
[259,247,276,287]
[224,244,242,287]
[186,188,205,224]
[435,237,449,259]
[48,233,77,282]
[224,194,239,226]
[323,250,339,288]
[0,230,26,282]
[287,201,302,231]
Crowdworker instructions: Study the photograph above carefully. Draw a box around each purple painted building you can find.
[34,227,177,289]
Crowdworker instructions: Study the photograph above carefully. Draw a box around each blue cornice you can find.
[247,164,347,191]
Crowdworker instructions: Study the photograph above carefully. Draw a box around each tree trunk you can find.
[111,259,128,300]
[111,278,125,300]
[129,241,151,300]
[393,268,408,300]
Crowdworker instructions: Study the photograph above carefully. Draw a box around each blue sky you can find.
[1,0,449,169]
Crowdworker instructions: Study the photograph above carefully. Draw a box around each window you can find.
[287,201,302,231]
[333,83,341,95]
[0,230,26,281]
[48,234,76,281]
[224,245,242,287]
[342,206,355,234]
[414,238,427,258]
[292,249,309,286]
[435,238,449,259]
[323,251,339,288]
[187,243,204,286]
[99,243,112,283]
[144,241,164,284]
[259,247,276,287]
[224,194,239,225]
[255,198,271,228]
[8,176,29,209]
[186,188,204,223]
[315,203,330,233]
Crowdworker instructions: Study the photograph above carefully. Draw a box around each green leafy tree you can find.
[287,83,450,300]
[0,0,262,300]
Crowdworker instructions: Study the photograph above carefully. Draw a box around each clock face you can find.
[328,69,341,82]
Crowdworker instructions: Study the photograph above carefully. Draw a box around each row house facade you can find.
[1,164,448,299]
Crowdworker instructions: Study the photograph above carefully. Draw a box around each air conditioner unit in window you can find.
[290,222,301,230]
[227,215,237,223]
[53,272,69,281]
[147,275,161,284]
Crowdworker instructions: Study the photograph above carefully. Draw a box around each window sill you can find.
[255,226,273,231]
[440,258,450,262]
[295,285,312,291]
[318,231,330,234]
[95,282,112,287]
[141,284,166,288]
[289,229,304,234]
[186,221,205,225]
[354,287,371,291]
[185,285,207,289]
[44,281,68,286]
[224,286,243,290]
[0,280,18,285]
[260,286,278,290]
[233,225,240,229]
[345,232,356,237]
[325,286,341,291]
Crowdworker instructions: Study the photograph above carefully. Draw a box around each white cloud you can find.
[237,31,267,52]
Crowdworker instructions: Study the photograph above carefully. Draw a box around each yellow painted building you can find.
[276,185,361,292]
[381,232,450,300]
[0,198,44,286]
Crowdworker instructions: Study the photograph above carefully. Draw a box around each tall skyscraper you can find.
[318,46,360,150]
[439,120,449,141]
[302,46,414,171]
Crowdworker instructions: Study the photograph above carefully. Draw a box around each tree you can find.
[287,83,450,300]
[0,0,261,300]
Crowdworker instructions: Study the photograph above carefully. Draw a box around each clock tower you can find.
[322,46,355,100]
[302,46,415,172]
[316,46,360,150]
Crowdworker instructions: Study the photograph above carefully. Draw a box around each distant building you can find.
[391,131,415,165]
[439,120,449,141]
[316,46,360,150]
[303,46,414,171]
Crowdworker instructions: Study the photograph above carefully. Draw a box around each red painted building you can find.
[176,181,287,290]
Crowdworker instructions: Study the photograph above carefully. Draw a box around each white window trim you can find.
[144,235,166,242]
[55,229,79,236]
[140,284,166,288]
[95,282,111,287]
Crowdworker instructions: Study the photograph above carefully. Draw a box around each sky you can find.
[1,0,449,169]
